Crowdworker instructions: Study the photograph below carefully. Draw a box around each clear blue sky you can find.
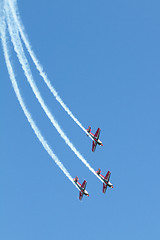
[1,0,160,239]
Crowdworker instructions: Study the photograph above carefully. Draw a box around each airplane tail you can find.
[73,176,79,182]
[86,126,91,133]
[96,168,101,174]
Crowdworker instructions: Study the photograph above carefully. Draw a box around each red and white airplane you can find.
[86,126,103,152]
[96,168,113,193]
[73,177,89,200]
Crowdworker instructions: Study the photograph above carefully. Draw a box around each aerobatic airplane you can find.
[73,177,89,200]
[96,168,113,193]
[86,126,103,152]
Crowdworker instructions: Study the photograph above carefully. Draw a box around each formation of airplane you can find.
[86,126,103,152]
[73,177,89,200]
[74,126,114,200]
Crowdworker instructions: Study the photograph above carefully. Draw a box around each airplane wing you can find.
[104,171,111,182]
[103,183,107,193]
[79,191,84,200]
[94,128,101,140]
[81,180,87,190]
[92,141,97,152]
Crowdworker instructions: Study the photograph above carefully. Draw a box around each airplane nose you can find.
[111,186,114,188]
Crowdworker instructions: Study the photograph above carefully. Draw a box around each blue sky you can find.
[1,0,160,239]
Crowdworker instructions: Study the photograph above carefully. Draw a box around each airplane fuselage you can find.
[75,181,89,196]
[88,132,103,146]
[98,174,113,188]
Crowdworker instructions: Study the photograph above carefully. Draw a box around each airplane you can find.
[96,168,113,193]
[86,126,103,152]
[73,176,89,200]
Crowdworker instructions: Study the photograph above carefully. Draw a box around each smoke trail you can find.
[0,16,79,191]
[6,0,93,142]
[5,5,103,183]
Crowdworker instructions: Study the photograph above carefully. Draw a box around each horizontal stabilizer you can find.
[73,176,79,182]
[96,168,101,174]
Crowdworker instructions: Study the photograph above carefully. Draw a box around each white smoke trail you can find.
[4,4,103,183]
[0,16,79,191]
[6,0,93,142]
